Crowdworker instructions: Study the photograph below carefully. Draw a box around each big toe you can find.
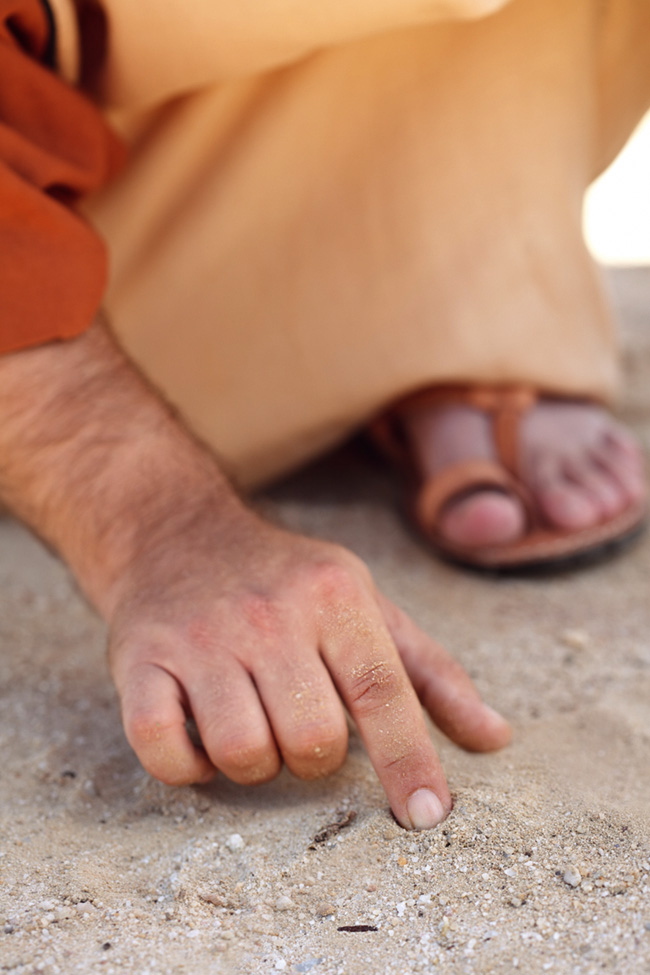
[437,490,527,548]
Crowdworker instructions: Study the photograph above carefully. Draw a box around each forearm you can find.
[0,318,247,616]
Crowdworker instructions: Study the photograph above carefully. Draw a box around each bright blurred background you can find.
[584,111,650,266]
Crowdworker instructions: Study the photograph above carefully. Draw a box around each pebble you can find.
[76,902,97,915]
[560,629,590,651]
[295,959,324,973]
[563,867,582,888]
[199,892,225,907]
[274,896,294,912]
[314,902,335,917]
[225,834,245,853]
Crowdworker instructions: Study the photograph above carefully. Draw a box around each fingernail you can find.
[405,789,446,830]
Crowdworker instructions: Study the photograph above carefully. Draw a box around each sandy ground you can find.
[1,266,650,975]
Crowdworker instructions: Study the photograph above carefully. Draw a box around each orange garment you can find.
[0,0,123,355]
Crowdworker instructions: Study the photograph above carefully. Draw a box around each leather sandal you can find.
[370,384,647,570]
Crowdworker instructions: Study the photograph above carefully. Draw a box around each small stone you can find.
[199,892,225,907]
[274,896,294,912]
[563,867,582,888]
[560,629,590,651]
[295,959,324,973]
[76,902,97,915]
[274,961,287,971]
[314,902,335,917]
[225,833,245,852]
[510,897,523,908]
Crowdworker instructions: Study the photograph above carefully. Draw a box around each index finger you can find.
[319,597,451,830]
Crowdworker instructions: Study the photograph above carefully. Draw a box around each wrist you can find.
[86,430,253,618]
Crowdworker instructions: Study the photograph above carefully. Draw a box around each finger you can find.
[187,659,282,785]
[318,590,451,831]
[377,593,512,752]
[250,638,349,780]
[118,662,217,786]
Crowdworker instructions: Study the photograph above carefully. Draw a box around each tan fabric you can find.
[67,0,650,486]
[60,0,513,110]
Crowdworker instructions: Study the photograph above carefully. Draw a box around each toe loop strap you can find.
[415,459,537,535]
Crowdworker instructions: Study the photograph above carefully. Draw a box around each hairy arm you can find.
[0,318,510,828]
[0,318,247,615]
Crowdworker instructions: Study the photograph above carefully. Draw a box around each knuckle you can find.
[235,592,284,640]
[284,723,347,774]
[347,661,405,715]
[126,709,175,747]
[312,558,366,606]
[209,729,278,784]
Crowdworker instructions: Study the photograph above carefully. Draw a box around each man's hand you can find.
[0,320,510,829]
[109,506,511,829]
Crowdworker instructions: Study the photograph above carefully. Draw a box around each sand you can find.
[1,266,649,975]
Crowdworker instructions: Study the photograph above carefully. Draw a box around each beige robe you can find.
[49,0,650,486]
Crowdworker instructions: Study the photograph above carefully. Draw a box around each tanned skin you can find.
[0,319,510,830]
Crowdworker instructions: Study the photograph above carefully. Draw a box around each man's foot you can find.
[403,399,646,550]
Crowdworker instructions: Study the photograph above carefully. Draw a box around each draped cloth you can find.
[0,0,123,354]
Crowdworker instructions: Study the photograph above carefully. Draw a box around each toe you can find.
[438,490,526,548]
[596,433,647,504]
[563,456,628,521]
[530,457,602,530]
[536,482,600,529]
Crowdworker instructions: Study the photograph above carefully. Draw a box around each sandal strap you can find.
[414,458,536,533]
[370,383,538,477]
